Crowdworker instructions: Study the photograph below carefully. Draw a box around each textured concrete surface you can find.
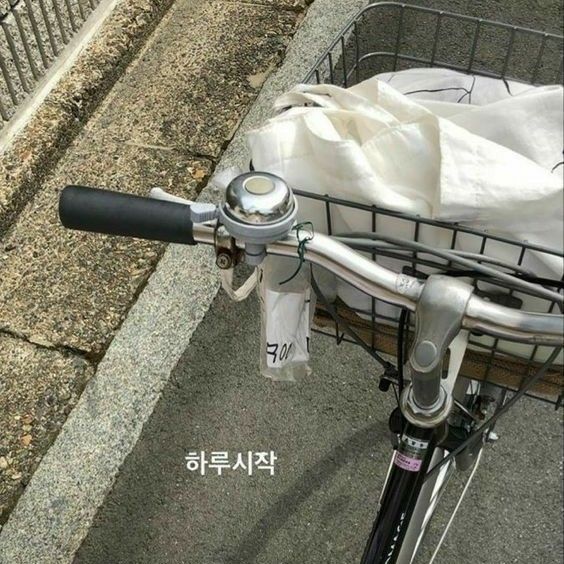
[236,0,310,9]
[0,333,94,523]
[73,292,563,564]
[0,1,17,18]
[0,0,176,233]
[89,1,298,158]
[0,0,298,356]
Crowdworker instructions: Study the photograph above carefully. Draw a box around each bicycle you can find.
[58,4,563,563]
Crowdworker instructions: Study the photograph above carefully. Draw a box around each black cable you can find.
[310,272,396,374]
[434,270,564,289]
[396,309,409,395]
[424,346,562,482]
[336,232,564,304]
[336,239,563,291]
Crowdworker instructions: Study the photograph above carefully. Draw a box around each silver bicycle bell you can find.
[219,172,297,265]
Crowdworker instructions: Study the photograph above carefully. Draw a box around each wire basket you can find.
[296,2,564,405]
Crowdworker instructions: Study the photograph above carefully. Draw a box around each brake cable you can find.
[335,232,564,304]
[424,345,562,482]
[310,273,398,377]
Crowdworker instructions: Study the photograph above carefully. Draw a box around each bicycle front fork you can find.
[361,423,437,564]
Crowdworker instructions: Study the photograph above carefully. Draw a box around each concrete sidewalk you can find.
[0,0,306,525]
[0,0,364,559]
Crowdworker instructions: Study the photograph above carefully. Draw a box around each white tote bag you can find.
[246,69,563,364]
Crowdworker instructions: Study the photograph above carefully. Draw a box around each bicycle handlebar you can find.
[192,223,564,347]
[59,186,197,245]
[57,186,563,347]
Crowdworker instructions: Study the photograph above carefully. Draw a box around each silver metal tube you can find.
[464,296,563,345]
[1,21,30,93]
[267,232,424,309]
[192,224,564,346]
[411,367,443,410]
[0,50,18,105]
[0,96,8,121]
[63,0,77,32]
[193,222,216,246]
[23,0,50,69]
[13,8,41,81]
[76,0,86,22]
[51,0,69,45]
[38,0,59,56]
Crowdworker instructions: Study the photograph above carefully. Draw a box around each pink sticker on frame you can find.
[394,451,422,472]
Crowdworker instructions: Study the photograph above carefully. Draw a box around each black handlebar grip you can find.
[59,185,196,245]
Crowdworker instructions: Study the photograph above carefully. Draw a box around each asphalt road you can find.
[74,292,563,564]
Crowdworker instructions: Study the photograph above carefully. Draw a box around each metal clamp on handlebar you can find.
[400,276,474,428]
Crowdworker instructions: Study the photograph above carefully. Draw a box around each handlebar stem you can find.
[401,276,474,427]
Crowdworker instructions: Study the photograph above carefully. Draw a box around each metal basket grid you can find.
[296,2,564,405]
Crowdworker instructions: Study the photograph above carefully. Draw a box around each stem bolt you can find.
[216,252,233,270]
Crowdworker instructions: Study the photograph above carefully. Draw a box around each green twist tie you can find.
[278,222,314,286]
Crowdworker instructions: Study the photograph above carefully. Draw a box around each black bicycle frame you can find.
[361,423,437,564]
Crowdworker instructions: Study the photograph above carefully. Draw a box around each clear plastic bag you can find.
[257,256,314,381]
